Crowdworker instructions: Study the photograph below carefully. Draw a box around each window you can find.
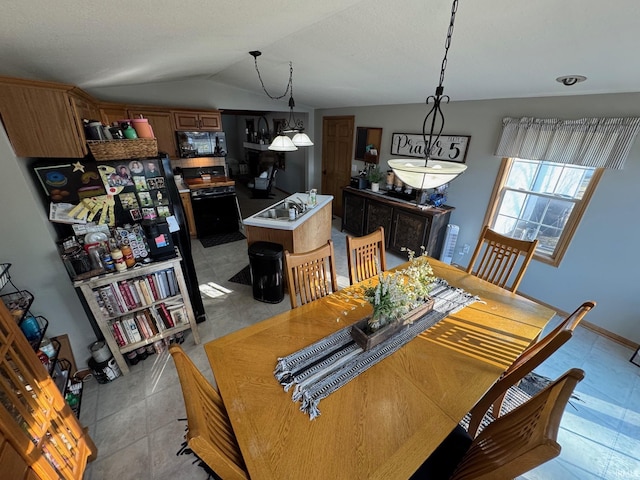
[485,158,603,266]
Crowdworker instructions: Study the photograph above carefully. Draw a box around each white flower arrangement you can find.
[361,247,435,332]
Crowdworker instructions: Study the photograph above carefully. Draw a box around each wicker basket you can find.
[87,138,158,161]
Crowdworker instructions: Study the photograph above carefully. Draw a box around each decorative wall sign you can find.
[390,133,471,163]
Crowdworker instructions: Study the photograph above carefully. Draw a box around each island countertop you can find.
[243,193,333,231]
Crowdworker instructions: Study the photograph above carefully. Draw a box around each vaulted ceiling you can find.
[2,0,640,109]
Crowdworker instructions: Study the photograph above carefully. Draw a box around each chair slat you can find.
[346,227,387,285]
[284,240,338,309]
[467,226,538,293]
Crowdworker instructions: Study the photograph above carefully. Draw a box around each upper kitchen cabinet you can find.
[172,110,222,131]
[98,102,128,126]
[0,76,91,158]
[128,107,179,158]
[69,88,101,123]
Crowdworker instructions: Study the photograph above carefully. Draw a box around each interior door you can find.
[322,116,354,217]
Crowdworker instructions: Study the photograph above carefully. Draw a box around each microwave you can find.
[176,131,226,158]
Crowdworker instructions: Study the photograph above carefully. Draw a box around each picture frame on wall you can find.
[390,133,471,163]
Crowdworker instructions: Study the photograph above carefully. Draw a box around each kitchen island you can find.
[243,193,333,253]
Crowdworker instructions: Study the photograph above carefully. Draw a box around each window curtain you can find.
[494,117,640,169]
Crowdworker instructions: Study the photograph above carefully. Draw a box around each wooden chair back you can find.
[169,345,249,480]
[284,240,338,308]
[466,225,538,292]
[451,368,584,480]
[346,226,387,284]
[466,301,595,437]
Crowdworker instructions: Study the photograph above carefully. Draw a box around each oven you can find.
[182,166,241,238]
[190,186,240,237]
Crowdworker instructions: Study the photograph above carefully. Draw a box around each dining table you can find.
[204,257,556,479]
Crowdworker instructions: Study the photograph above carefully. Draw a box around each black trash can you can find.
[248,241,284,303]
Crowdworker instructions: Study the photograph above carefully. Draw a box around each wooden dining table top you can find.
[204,258,555,480]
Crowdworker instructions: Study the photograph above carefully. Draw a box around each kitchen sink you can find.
[254,199,310,221]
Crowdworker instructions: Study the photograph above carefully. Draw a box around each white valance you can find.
[494,117,640,169]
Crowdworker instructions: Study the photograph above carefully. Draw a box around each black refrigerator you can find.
[30,154,207,338]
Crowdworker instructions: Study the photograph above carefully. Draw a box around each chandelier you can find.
[250,51,313,152]
[388,0,467,190]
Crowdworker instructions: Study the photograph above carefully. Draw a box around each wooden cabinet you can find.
[342,187,453,258]
[342,190,367,235]
[0,301,96,479]
[180,191,197,237]
[70,89,101,123]
[365,200,393,241]
[0,76,89,158]
[173,110,222,131]
[98,102,128,126]
[74,255,200,374]
[128,108,179,158]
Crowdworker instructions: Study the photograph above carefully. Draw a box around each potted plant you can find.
[367,166,385,192]
[351,248,436,350]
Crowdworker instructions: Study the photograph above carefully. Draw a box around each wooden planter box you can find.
[350,298,435,350]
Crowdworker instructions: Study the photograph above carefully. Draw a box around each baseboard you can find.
[516,292,639,350]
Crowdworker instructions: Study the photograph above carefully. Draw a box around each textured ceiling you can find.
[2,0,640,109]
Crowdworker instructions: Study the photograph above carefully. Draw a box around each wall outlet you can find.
[462,243,470,254]
[352,164,358,172]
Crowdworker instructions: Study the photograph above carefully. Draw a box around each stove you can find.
[190,184,236,198]
[182,174,240,237]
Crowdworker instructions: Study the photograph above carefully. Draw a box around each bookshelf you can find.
[74,254,200,374]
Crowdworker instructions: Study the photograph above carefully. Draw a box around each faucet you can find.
[286,198,305,214]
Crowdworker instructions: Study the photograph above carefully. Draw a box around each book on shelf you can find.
[110,320,126,347]
[133,312,150,339]
[142,308,160,336]
[127,280,142,307]
[110,284,128,314]
[137,279,154,305]
[117,280,138,310]
[146,274,160,301]
[166,268,177,297]
[123,315,142,343]
[156,303,174,329]
[156,270,169,299]
[132,280,146,306]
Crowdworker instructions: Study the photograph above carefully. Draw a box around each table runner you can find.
[274,278,479,419]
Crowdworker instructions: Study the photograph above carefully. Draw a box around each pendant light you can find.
[389,0,467,190]
[250,51,314,151]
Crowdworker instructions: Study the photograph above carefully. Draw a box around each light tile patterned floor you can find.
[82,215,640,479]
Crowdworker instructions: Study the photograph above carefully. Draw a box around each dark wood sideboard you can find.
[341,187,454,259]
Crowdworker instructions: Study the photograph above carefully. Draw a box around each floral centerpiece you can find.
[352,248,436,349]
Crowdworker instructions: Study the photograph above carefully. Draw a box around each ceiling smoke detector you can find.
[556,75,587,86]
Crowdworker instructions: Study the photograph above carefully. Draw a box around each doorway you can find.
[321,116,354,217]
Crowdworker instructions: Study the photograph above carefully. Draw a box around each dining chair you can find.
[466,225,538,292]
[463,300,595,438]
[169,345,249,480]
[284,239,338,308]
[346,226,387,285]
[411,368,585,480]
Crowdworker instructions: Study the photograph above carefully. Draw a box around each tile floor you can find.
[81,217,640,480]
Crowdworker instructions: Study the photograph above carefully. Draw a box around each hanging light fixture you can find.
[250,51,314,151]
[388,0,467,190]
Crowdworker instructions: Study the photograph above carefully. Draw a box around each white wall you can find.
[315,93,640,343]
[0,129,97,369]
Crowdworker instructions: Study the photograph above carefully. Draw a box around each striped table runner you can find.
[274,279,479,419]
